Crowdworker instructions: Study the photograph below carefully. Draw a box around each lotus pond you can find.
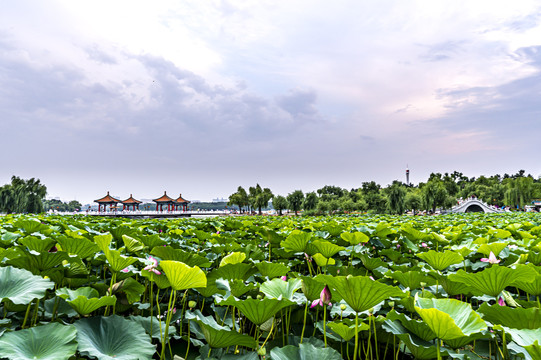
[1,213,541,359]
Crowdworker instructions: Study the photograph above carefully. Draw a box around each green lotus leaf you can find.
[57,235,99,259]
[138,234,167,249]
[121,235,144,254]
[219,251,246,267]
[255,261,290,278]
[281,230,312,253]
[193,319,257,349]
[220,297,295,325]
[0,266,53,304]
[18,235,56,253]
[382,320,446,360]
[160,260,207,291]
[129,315,177,340]
[108,226,135,242]
[260,278,302,300]
[195,277,225,297]
[501,327,541,359]
[14,218,50,235]
[312,239,345,258]
[0,322,77,360]
[414,297,487,340]
[417,250,463,271]
[57,287,116,315]
[477,242,507,257]
[150,246,212,268]
[312,253,336,267]
[386,309,436,341]
[355,253,388,271]
[340,231,369,245]
[208,263,257,281]
[490,229,512,239]
[270,343,342,360]
[111,277,145,304]
[74,315,156,360]
[401,225,428,242]
[430,232,450,245]
[7,251,69,273]
[140,269,171,289]
[512,265,541,296]
[449,264,537,297]
[0,231,20,247]
[94,234,136,273]
[316,274,404,313]
[478,303,541,329]
[258,228,285,246]
[300,275,326,301]
[387,270,434,290]
[327,320,369,341]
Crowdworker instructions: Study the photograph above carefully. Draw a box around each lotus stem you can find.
[436,338,441,360]
[323,305,327,347]
[373,314,379,360]
[260,319,274,349]
[300,300,309,343]
[353,312,359,360]
[32,298,40,326]
[149,276,154,340]
[185,319,191,360]
[22,301,32,329]
[160,289,177,360]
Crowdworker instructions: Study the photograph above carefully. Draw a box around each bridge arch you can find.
[464,204,484,213]
[449,198,504,214]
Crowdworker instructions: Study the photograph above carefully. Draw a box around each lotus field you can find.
[2,214,541,359]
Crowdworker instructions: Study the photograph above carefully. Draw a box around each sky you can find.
[1,0,541,204]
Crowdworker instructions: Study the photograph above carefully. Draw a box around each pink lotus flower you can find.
[121,267,129,273]
[311,285,332,308]
[481,252,500,264]
[498,296,506,306]
[421,242,428,248]
[144,256,162,275]
[281,276,287,281]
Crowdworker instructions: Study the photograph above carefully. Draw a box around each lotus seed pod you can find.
[387,301,395,308]
[188,300,197,308]
[340,304,347,311]
[420,282,427,288]
[257,347,267,356]
[257,294,263,300]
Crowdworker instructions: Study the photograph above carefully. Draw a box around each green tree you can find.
[228,186,249,213]
[0,176,47,213]
[386,181,406,215]
[248,184,273,215]
[504,176,534,209]
[272,195,288,216]
[303,192,319,211]
[405,191,422,215]
[287,190,304,216]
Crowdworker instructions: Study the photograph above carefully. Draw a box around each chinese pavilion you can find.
[153,191,175,212]
[174,193,190,212]
[94,191,121,212]
[122,194,142,211]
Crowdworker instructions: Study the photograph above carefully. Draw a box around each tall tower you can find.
[406,165,410,186]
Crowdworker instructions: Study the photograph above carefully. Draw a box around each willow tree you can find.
[248,184,273,215]
[0,176,47,213]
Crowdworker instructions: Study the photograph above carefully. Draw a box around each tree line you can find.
[229,170,541,215]
[0,176,47,213]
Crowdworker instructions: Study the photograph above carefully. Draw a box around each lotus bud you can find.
[62,260,69,266]
[368,307,374,315]
[281,276,287,281]
[388,301,395,308]
[257,347,267,356]
[340,304,347,311]
[498,296,506,306]
[43,276,49,280]
[257,294,263,300]
[246,295,252,299]
[188,300,197,309]
[420,282,427,288]
[320,285,332,305]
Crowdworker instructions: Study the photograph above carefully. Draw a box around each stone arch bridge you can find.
[449,198,505,213]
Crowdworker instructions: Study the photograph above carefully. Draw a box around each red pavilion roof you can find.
[122,194,142,204]
[94,191,121,204]
[174,193,190,203]
[153,191,175,203]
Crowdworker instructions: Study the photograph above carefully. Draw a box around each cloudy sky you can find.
[1,1,541,204]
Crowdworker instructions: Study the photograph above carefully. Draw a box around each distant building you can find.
[212,197,228,203]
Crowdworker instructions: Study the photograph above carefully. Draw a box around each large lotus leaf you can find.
[478,303,541,329]
[340,231,368,245]
[386,270,435,290]
[255,262,290,278]
[0,322,77,360]
[382,320,446,360]
[477,243,507,257]
[316,274,404,313]
[414,297,487,340]
[217,279,259,298]
[208,263,257,281]
[312,239,345,258]
[220,297,295,325]
[57,286,117,315]
[355,253,387,271]
[386,309,436,341]
[110,277,145,304]
[312,253,336,267]
[513,265,541,296]
[219,252,246,267]
[429,273,476,296]
[430,232,450,245]
[0,231,20,247]
[56,235,99,259]
[270,343,342,360]
[444,332,489,350]
[0,266,53,304]
[121,235,144,254]
[490,229,512,239]
[401,225,428,242]
[129,315,177,340]
[193,318,257,349]
[326,320,370,341]
[195,278,225,297]
[108,227,135,242]
[449,264,537,297]
[7,251,69,273]
[417,250,463,271]
[160,260,207,291]
[258,228,285,246]
[502,327,541,359]
[137,234,166,249]
[260,278,302,300]
[74,315,156,360]
[150,246,212,268]
[281,231,312,253]
[18,235,56,253]
[94,234,136,273]
[300,275,326,301]
[14,218,50,235]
